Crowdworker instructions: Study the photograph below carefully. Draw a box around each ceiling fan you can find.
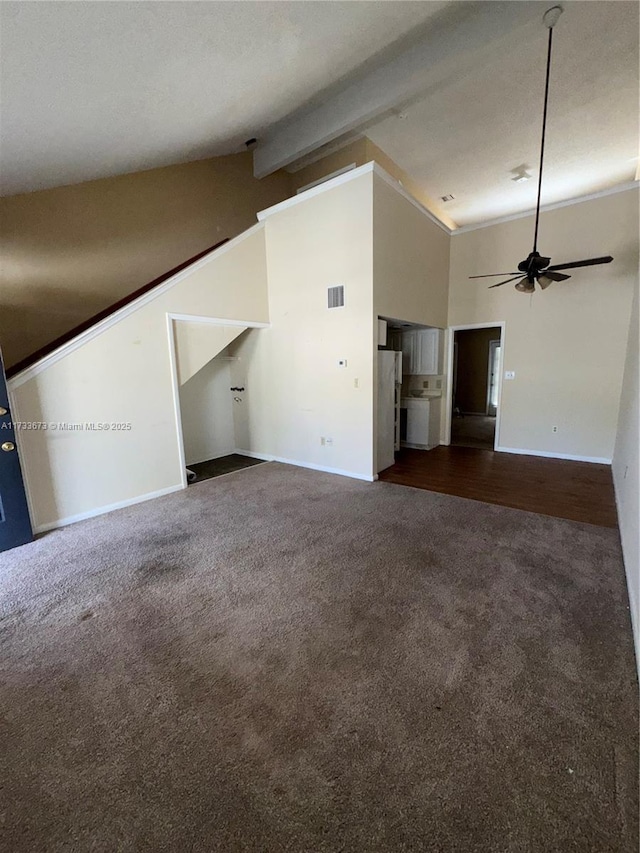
[471,5,613,294]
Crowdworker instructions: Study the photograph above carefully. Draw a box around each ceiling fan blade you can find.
[546,255,613,272]
[488,276,522,289]
[515,277,535,293]
[540,270,571,282]
[469,273,519,279]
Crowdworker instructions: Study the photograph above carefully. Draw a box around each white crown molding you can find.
[452,181,640,235]
[257,160,452,234]
[8,223,265,389]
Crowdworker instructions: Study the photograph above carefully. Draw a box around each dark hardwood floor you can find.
[379,446,618,528]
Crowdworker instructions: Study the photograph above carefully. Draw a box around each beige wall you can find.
[612,278,639,670]
[373,173,450,329]
[365,140,456,230]
[449,189,639,461]
[288,137,457,231]
[287,138,369,194]
[0,152,290,369]
[10,227,270,530]
[179,353,236,466]
[229,171,376,479]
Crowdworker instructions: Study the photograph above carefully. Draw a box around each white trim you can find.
[452,181,639,235]
[189,449,238,465]
[258,162,375,220]
[371,163,452,234]
[496,446,612,465]
[7,385,38,533]
[234,449,274,462]
[296,163,357,194]
[7,223,266,389]
[34,483,184,534]
[235,451,376,482]
[257,161,452,235]
[612,472,640,678]
[167,315,268,499]
[273,456,376,482]
[166,315,188,492]
[444,322,506,450]
[169,314,268,329]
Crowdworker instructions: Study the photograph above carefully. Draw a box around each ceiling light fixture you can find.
[511,170,531,183]
[469,5,614,294]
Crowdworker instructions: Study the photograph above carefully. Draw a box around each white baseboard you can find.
[274,456,376,482]
[188,448,236,465]
[34,483,185,534]
[496,446,612,465]
[234,449,275,462]
[236,449,375,482]
[612,472,640,681]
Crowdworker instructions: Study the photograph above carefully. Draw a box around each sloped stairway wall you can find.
[9,224,269,531]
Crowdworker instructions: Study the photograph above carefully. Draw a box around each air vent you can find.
[440,194,455,202]
[327,285,345,309]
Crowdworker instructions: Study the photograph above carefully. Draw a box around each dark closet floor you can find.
[451,414,496,450]
[188,454,265,483]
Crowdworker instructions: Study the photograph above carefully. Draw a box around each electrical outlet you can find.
[552,425,558,433]
[325,437,333,446]
[504,370,515,380]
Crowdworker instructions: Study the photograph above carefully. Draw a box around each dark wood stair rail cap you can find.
[6,238,229,379]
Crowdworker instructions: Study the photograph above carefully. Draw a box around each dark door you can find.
[0,350,33,552]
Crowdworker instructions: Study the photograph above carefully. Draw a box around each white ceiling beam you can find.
[254,1,547,179]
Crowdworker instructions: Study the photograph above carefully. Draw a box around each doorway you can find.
[446,324,504,451]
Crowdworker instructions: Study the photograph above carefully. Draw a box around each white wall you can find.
[612,278,639,670]
[231,171,376,479]
[179,354,235,466]
[10,226,270,530]
[449,188,639,461]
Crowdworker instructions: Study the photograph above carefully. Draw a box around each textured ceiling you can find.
[365,1,639,226]
[1,1,637,225]
[0,1,445,196]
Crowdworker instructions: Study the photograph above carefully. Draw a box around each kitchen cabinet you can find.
[401,329,441,375]
[401,397,441,449]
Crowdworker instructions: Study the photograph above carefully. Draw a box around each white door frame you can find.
[486,338,501,416]
[443,322,506,450]
[166,313,269,489]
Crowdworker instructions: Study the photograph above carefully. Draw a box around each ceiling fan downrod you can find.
[533,5,563,255]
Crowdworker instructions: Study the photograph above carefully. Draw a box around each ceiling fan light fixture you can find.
[515,277,534,293]
[537,274,554,289]
[469,5,613,296]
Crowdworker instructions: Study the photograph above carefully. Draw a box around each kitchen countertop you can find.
[401,393,442,403]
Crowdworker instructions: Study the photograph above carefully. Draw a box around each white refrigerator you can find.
[377,350,402,473]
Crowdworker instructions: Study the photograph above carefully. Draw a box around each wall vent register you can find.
[327,285,345,309]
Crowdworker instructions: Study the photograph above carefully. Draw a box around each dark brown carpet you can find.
[0,463,637,852]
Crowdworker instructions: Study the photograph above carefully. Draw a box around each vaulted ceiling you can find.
[1,1,638,227]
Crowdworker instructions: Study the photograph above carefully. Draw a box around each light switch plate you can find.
[504,370,515,380]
